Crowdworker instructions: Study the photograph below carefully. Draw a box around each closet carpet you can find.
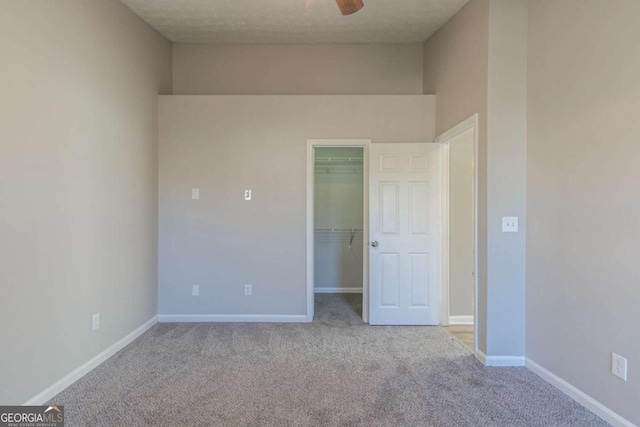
[50,295,607,426]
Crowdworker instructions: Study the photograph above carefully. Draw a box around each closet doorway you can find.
[306,140,370,322]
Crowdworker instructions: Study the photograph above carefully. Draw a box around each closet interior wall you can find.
[314,147,364,293]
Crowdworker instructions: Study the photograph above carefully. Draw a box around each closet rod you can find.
[315,169,362,175]
[314,228,363,231]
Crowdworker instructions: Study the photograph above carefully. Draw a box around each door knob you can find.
[371,241,379,247]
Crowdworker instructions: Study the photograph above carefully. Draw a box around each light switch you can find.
[244,189,252,201]
[191,188,200,200]
[502,217,519,233]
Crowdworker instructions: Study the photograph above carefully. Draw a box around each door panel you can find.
[369,143,440,325]
[381,253,400,307]
[409,182,429,235]
[380,183,399,234]
[410,253,429,307]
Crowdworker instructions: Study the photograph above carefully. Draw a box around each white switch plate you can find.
[192,285,200,297]
[502,217,519,233]
[245,284,252,296]
[92,313,100,331]
[244,190,252,201]
[191,188,200,200]
[612,352,628,381]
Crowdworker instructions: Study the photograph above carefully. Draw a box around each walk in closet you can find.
[313,147,364,294]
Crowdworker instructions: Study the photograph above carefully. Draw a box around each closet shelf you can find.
[315,156,363,165]
[314,228,363,232]
[315,228,363,248]
[314,157,363,175]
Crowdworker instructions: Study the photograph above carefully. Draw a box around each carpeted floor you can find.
[50,295,608,426]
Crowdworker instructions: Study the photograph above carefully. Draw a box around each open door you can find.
[369,143,441,325]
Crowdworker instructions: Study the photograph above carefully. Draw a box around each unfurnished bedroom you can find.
[1,1,638,426]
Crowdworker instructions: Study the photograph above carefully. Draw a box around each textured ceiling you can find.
[119,0,470,44]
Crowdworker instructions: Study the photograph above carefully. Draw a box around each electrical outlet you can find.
[192,188,200,200]
[244,284,252,296]
[244,190,252,201]
[192,285,200,297]
[92,313,100,331]
[611,353,628,381]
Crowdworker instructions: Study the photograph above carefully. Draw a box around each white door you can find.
[369,143,440,325]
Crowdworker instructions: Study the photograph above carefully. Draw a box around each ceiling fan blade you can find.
[335,0,364,15]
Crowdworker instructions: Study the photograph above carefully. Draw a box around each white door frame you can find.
[436,114,479,353]
[306,139,371,323]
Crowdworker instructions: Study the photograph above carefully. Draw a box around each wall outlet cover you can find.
[611,352,628,381]
[244,284,252,296]
[192,285,200,297]
[192,188,200,200]
[92,313,100,331]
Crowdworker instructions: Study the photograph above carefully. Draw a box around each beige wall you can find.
[423,0,490,351]
[173,44,424,95]
[449,129,475,317]
[158,96,435,317]
[527,0,640,423]
[0,0,171,404]
[485,0,527,357]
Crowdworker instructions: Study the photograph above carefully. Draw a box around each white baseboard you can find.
[314,287,363,294]
[526,358,635,427]
[475,350,525,367]
[24,315,158,405]
[158,314,310,323]
[448,315,474,325]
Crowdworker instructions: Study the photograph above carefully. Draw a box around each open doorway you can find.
[313,147,364,321]
[306,140,370,323]
[438,115,478,353]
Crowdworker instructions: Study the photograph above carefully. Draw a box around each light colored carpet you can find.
[50,295,608,426]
